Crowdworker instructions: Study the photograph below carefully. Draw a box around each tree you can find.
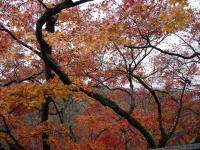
[0,0,200,149]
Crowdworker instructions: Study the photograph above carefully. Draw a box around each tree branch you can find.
[1,71,43,87]
[0,24,40,56]
[131,74,166,137]
[78,87,156,148]
[49,97,63,124]
[37,0,49,9]
[35,0,92,54]
[33,0,157,148]
[158,79,188,147]
[0,115,25,150]
[124,44,200,59]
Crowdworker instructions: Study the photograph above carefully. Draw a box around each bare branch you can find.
[124,44,200,59]
[1,71,43,87]
[0,24,40,56]
[131,74,166,137]
[174,33,200,61]
[0,115,25,150]
[49,97,63,124]
[158,80,188,147]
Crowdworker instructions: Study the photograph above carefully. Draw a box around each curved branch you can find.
[40,53,156,148]
[174,33,200,60]
[34,1,92,149]
[35,0,92,54]
[158,80,187,147]
[78,87,156,148]
[131,74,166,137]
[124,44,200,59]
[33,0,156,148]
[35,1,92,84]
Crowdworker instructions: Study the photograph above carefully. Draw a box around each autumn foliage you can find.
[0,0,200,150]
